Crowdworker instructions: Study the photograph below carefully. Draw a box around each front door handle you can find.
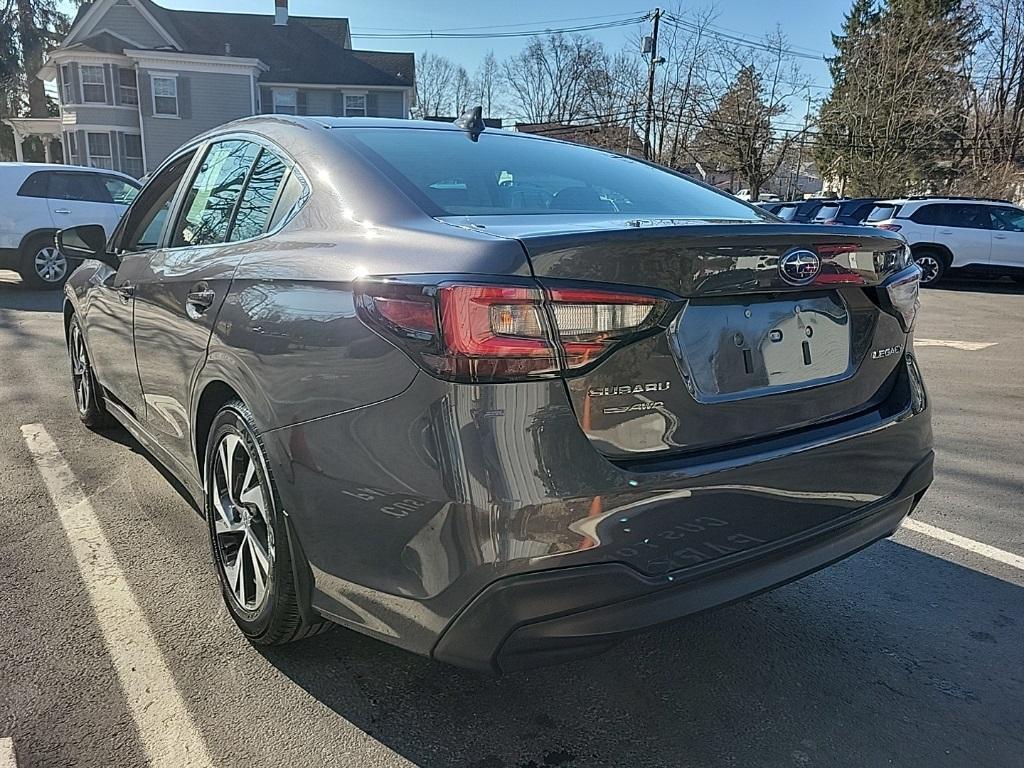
[185,283,216,318]
[116,283,135,304]
[993,234,1008,240]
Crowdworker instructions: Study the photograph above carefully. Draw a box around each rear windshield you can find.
[775,204,798,221]
[340,128,768,220]
[866,204,901,222]
[812,203,842,221]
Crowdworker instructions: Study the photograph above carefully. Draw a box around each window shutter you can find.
[366,93,379,116]
[177,76,191,119]
[139,73,152,116]
[70,63,82,104]
[331,91,345,117]
[260,87,273,114]
[104,64,116,105]
[296,90,308,116]
[112,131,123,172]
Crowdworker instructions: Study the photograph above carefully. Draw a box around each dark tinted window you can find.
[812,203,841,222]
[228,150,288,242]
[343,128,767,220]
[172,140,260,247]
[990,206,1024,232]
[850,202,875,222]
[47,172,113,203]
[910,204,947,225]
[866,204,901,222]
[17,172,50,198]
[946,204,991,230]
[267,171,304,230]
[120,151,197,252]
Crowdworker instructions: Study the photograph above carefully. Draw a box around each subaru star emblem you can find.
[779,249,821,285]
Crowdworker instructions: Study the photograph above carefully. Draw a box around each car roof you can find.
[0,162,137,181]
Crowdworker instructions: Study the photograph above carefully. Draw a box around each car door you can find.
[45,171,137,241]
[988,206,1024,268]
[132,138,289,472]
[86,153,198,419]
[937,203,992,267]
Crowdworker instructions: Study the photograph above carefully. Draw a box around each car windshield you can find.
[341,127,769,220]
[867,203,901,222]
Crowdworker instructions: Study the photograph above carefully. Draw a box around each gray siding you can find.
[370,90,406,118]
[64,104,140,128]
[138,70,254,171]
[304,89,333,115]
[93,4,170,48]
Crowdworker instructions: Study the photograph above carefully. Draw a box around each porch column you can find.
[12,127,24,162]
[43,138,53,163]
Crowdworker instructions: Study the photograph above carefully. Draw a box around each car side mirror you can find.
[56,225,119,269]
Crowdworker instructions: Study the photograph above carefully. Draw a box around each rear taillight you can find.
[822,218,840,225]
[355,279,670,382]
[875,223,902,232]
[879,264,921,332]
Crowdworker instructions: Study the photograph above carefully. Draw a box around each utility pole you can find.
[792,92,812,199]
[643,8,662,161]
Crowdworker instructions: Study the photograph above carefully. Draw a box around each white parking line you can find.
[0,738,17,768]
[915,338,998,351]
[20,425,213,768]
[902,518,1024,571]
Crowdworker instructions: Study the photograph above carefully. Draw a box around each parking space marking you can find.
[902,518,1024,571]
[0,738,17,768]
[20,424,214,768]
[915,338,998,351]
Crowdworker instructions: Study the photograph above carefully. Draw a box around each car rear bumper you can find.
[433,452,931,672]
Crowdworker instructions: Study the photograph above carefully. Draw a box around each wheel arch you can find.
[18,228,59,255]
[193,379,243,484]
[910,242,954,266]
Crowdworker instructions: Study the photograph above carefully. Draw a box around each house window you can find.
[124,134,144,177]
[60,65,73,104]
[119,68,138,106]
[81,65,107,103]
[152,75,178,116]
[273,89,297,115]
[345,94,367,117]
[87,132,113,170]
[65,132,78,163]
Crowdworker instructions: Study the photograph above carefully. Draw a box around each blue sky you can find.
[158,0,851,100]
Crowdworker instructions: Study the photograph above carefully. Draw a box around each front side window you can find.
[102,176,140,205]
[119,68,138,106]
[87,132,113,170]
[989,206,1024,232]
[229,150,288,241]
[60,64,74,103]
[342,128,769,219]
[273,89,297,115]
[119,151,196,252]
[81,65,106,103]
[152,76,178,116]
[172,140,261,247]
[344,94,367,117]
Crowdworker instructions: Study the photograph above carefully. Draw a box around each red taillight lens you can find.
[355,279,668,382]
[823,218,840,225]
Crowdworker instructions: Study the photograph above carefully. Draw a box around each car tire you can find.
[205,400,329,645]
[19,233,70,290]
[912,249,946,286]
[68,315,113,430]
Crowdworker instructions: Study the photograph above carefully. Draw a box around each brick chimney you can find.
[274,0,288,26]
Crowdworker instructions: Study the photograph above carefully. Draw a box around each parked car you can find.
[58,116,931,673]
[810,198,878,226]
[769,199,831,223]
[735,189,781,202]
[866,196,1024,285]
[0,163,139,289]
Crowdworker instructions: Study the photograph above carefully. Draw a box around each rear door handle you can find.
[993,234,1008,240]
[54,208,72,215]
[938,230,954,235]
[185,283,216,318]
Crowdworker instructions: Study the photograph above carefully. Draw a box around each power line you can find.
[351,16,649,40]
[356,11,651,34]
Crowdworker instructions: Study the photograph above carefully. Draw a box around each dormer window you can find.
[81,65,107,103]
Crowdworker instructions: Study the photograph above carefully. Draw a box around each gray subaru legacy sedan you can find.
[58,114,932,673]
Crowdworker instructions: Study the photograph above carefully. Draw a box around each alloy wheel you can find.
[915,254,941,285]
[69,323,91,415]
[211,432,275,611]
[34,246,68,283]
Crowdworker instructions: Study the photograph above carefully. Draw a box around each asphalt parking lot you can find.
[0,270,1021,768]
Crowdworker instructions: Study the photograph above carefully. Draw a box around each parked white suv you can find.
[865,196,1024,285]
[0,163,139,289]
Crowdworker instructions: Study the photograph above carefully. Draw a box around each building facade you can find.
[40,0,415,176]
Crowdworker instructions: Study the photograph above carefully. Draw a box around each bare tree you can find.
[414,51,459,118]
[473,51,502,116]
[502,33,609,123]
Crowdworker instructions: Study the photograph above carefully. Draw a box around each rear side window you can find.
[228,150,288,242]
[17,172,50,198]
[909,204,947,225]
[172,140,260,248]
[342,128,767,220]
[945,204,991,230]
[812,203,841,222]
[850,202,875,222]
[866,204,901,222]
[267,171,304,231]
